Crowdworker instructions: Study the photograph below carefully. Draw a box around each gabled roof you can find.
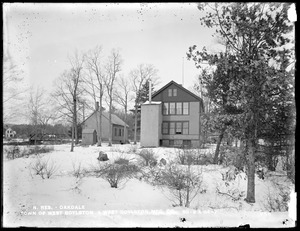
[81,110,129,127]
[152,80,204,110]
[152,80,202,101]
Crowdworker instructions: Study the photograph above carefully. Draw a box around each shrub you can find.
[138,149,158,167]
[30,155,59,179]
[216,166,246,202]
[264,185,290,212]
[286,151,295,184]
[114,157,130,165]
[155,163,206,207]
[71,161,85,179]
[128,144,138,154]
[4,145,21,159]
[90,161,140,188]
[175,148,213,166]
[31,145,54,155]
[70,161,86,193]
[6,145,55,159]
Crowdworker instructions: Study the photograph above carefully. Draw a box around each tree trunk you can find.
[97,95,103,146]
[75,102,78,145]
[123,110,127,144]
[213,126,226,164]
[245,138,255,203]
[70,122,74,152]
[108,98,112,146]
[71,97,76,152]
[133,105,138,145]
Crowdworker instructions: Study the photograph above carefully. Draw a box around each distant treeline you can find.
[3,124,71,139]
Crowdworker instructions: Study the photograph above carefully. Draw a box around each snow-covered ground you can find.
[2,143,296,227]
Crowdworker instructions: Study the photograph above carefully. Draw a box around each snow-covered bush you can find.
[127,144,138,154]
[175,148,213,166]
[70,161,86,179]
[287,156,295,184]
[264,184,290,212]
[29,155,59,179]
[4,145,21,159]
[154,163,206,207]
[28,145,54,155]
[114,157,130,165]
[216,166,246,202]
[70,161,87,193]
[90,159,140,188]
[138,149,158,167]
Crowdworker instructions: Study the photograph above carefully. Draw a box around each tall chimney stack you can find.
[95,101,99,111]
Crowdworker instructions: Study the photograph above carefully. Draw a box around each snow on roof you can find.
[142,101,162,105]
[102,111,129,127]
[82,110,129,127]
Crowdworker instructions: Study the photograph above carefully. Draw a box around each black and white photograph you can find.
[2,2,296,228]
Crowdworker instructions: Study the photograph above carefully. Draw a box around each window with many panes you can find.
[183,102,189,115]
[163,103,169,115]
[173,89,177,96]
[162,122,169,134]
[169,102,176,115]
[161,121,189,135]
[183,122,189,134]
[176,102,182,114]
[170,122,175,134]
[175,122,182,134]
[162,102,189,115]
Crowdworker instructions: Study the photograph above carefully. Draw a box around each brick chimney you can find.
[95,101,99,111]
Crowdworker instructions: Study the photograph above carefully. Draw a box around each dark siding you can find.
[152,83,199,102]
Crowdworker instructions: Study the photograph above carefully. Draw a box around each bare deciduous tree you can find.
[84,45,105,146]
[130,64,159,144]
[114,74,134,143]
[52,51,85,152]
[104,49,123,146]
[3,53,27,123]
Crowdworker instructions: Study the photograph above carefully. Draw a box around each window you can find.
[173,89,177,96]
[163,103,169,115]
[176,102,182,115]
[169,103,176,115]
[114,128,118,136]
[183,102,189,115]
[168,88,177,97]
[175,122,182,134]
[162,102,189,115]
[119,128,122,137]
[183,122,189,134]
[169,140,174,146]
[183,140,191,147]
[169,122,175,135]
[162,140,169,146]
[162,121,189,135]
[175,139,182,146]
[162,122,169,134]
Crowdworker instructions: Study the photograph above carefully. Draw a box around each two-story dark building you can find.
[140,80,204,148]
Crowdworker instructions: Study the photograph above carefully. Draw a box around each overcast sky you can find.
[4,3,221,93]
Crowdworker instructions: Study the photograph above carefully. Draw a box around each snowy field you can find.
[3,143,296,228]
